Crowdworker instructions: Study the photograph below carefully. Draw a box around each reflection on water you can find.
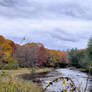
[41,68,92,92]
[89,79,92,92]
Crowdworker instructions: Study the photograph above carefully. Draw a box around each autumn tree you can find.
[0,36,13,61]
[45,49,68,67]
[0,35,5,45]
[0,35,17,69]
[35,44,48,66]
[61,51,68,64]
[13,44,38,68]
[7,40,16,56]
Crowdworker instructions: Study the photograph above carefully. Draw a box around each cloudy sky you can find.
[0,0,92,50]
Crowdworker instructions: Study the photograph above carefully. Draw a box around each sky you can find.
[0,0,92,50]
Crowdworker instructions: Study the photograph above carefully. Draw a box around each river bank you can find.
[0,68,52,92]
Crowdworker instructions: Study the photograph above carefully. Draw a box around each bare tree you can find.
[13,45,38,68]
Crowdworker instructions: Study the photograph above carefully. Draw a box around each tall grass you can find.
[0,70,42,92]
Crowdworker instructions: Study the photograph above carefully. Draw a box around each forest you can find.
[0,35,92,92]
[0,35,69,69]
[0,35,92,71]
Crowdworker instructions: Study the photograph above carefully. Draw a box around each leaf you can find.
[62,80,66,86]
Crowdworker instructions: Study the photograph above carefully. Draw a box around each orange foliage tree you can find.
[45,49,68,67]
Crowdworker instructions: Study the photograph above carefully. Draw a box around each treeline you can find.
[0,35,68,69]
[1,35,92,70]
[68,38,92,72]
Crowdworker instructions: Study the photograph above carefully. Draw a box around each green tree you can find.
[87,38,92,59]
[68,48,78,67]
[68,48,85,68]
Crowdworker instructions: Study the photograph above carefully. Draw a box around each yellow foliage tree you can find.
[0,36,13,62]
[0,35,5,45]
[2,43,12,60]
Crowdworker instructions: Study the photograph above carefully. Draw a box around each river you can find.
[39,68,92,92]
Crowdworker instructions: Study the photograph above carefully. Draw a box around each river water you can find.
[40,68,92,92]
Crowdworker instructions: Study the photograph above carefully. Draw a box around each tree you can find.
[61,51,68,64]
[68,48,87,68]
[87,38,92,59]
[0,35,16,69]
[0,36,13,61]
[45,49,68,67]
[68,48,80,67]
[7,40,16,56]
[46,49,59,67]
[35,44,48,66]
[13,45,37,68]
[0,35,5,45]
[85,38,92,71]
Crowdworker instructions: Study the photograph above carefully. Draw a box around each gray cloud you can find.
[0,0,92,50]
[48,29,78,42]
[0,0,92,19]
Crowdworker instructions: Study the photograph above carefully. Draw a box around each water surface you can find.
[40,68,92,92]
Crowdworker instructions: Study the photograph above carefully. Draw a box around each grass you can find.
[0,68,52,92]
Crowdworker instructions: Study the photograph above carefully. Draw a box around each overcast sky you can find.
[0,0,92,50]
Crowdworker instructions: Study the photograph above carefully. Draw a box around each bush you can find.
[2,58,19,70]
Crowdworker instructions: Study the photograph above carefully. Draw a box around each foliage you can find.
[25,43,39,47]
[86,38,92,72]
[0,35,69,69]
[13,43,47,69]
[68,48,86,68]
[0,35,5,45]
[45,49,68,67]
[2,58,19,70]
[0,36,14,58]
[87,38,92,59]
[68,38,92,73]
[35,44,48,66]
[1,35,92,70]
[0,35,16,69]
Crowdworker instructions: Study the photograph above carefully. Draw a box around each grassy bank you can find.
[0,68,52,92]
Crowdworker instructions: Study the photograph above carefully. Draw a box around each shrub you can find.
[2,58,19,70]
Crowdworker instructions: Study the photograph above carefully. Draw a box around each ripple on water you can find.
[41,68,92,92]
